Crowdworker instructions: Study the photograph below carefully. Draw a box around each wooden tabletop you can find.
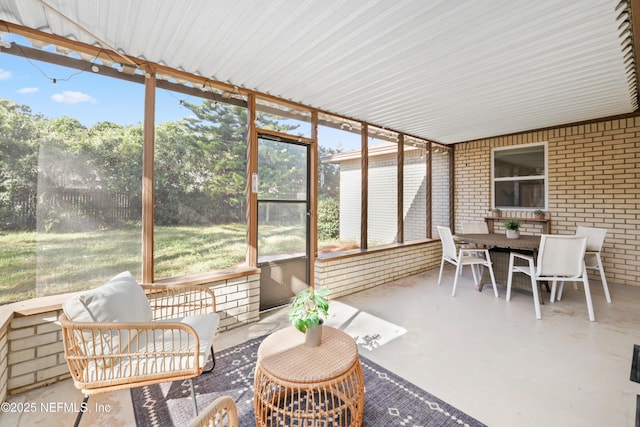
[454,233,541,250]
[257,326,358,383]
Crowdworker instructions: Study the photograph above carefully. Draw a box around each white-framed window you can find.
[492,142,547,210]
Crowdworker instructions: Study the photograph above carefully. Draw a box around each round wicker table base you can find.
[253,326,364,427]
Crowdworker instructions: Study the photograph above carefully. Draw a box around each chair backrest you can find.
[536,235,587,277]
[575,226,607,252]
[437,226,458,260]
[188,395,239,427]
[461,222,489,234]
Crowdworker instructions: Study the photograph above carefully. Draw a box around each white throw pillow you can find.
[64,271,151,323]
[63,271,152,361]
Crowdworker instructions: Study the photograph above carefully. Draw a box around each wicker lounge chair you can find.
[60,271,219,426]
[188,395,239,427]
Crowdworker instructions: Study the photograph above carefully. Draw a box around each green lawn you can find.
[0,223,306,305]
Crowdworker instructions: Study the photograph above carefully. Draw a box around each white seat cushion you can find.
[151,313,220,366]
[82,313,220,383]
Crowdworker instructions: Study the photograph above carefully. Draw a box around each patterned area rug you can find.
[131,335,486,427]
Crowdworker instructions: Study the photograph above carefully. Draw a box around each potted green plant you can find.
[534,209,545,220]
[504,219,521,239]
[491,208,501,218]
[288,287,329,347]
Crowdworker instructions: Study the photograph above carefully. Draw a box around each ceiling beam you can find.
[1,20,138,67]
[0,40,251,108]
[0,41,144,85]
[1,20,242,95]
[1,20,438,145]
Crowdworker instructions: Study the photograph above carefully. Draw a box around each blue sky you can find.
[0,34,361,151]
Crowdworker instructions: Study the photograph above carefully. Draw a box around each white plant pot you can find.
[506,230,520,239]
[305,324,323,347]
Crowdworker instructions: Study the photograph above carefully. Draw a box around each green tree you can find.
[257,138,307,199]
[0,99,42,230]
[159,100,250,224]
[317,195,339,240]
[34,118,143,231]
[318,145,340,198]
[86,122,143,194]
[154,119,204,225]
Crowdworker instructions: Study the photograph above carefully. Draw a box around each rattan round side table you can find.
[253,325,364,426]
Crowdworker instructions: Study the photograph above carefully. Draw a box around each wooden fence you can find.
[7,187,139,231]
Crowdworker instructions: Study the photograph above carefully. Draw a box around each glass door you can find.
[257,134,310,310]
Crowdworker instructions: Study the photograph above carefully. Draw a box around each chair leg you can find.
[73,395,89,427]
[470,264,480,286]
[506,254,515,301]
[556,282,564,301]
[520,257,541,319]
[550,280,557,303]
[452,262,462,297]
[582,276,596,322]
[531,276,541,320]
[595,253,612,303]
[477,265,488,292]
[190,378,199,416]
[438,258,445,285]
[486,262,499,298]
[203,346,216,373]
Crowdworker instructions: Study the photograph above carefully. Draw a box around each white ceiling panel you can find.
[0,0,636,144]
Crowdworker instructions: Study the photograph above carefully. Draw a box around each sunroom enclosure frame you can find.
[1,15,639,406]
[0,21,448,288]
[0,22,452,399]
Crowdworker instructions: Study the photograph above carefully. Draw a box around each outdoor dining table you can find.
[453,233,548,301]
[453,233,541,251]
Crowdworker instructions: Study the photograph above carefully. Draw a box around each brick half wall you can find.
[316,240,442,298]
[0,271,261,396]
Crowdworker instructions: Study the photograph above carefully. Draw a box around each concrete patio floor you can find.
[2,265,639,426]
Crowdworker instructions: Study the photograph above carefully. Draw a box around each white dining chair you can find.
[570,226,612,303]
[506,235,594,321]
[460,222,490,277]
[461,222,489,234]
[437,225,498,297]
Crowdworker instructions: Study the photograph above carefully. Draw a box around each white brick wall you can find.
[432,148,451,235]
[338,149,433,243]
[339,159,362,243]
[316,241,442,298]
[0,325,8,404]
[368,152,398,245]
[455,117,640,286]
[208,273,261,330]
[6,311,66,395]
[404,150,428,241]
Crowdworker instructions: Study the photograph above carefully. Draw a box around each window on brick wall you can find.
[403,136,428,241]
[492,142,547,209]
[368,127,398,247]
[317,114,362,252]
